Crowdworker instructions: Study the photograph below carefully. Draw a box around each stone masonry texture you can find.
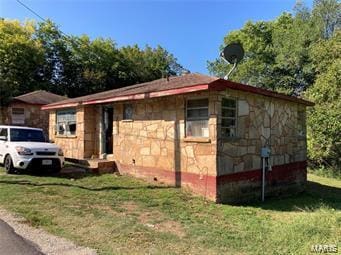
[48,88,308,203]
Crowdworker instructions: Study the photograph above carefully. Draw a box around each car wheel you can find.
[4,155,15,174]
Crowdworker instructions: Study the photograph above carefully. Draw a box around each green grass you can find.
[308,166,341,180]
[0,167,340,255]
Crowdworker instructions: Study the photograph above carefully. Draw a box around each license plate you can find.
[42,159,52,165]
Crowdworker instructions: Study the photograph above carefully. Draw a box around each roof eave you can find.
[41,102,79,110]
[209,79,315,106]
[83,83,209,105]
[42,84,210,109]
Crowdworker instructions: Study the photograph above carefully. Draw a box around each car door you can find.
[0,127,9,163]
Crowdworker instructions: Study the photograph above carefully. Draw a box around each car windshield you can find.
[10,128,45,142]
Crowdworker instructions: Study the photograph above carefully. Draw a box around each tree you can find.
[0,19,44,105]
[35,20,83,97]
[208,9,320,95]
[0,19,185,99]
[313,0,341,39]
[305,31,341,170]
[120,44,183,85]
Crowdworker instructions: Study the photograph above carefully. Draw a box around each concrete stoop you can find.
[65,158,117,174]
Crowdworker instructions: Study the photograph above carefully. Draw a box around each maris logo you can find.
[311,244,338,253]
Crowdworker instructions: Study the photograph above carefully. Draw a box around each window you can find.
[56,109,76,136]
[186,98,209,137]
[297,110,305,136]
[0,128,8,140]
[123,104,133,120]
[11,108,25,125]
[221,98,237,138]
[10,128,45,142]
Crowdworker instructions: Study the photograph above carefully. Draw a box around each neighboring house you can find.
[42,73,314,203]
[0,90,66,136]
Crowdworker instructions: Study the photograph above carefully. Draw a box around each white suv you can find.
[0,125,64,174]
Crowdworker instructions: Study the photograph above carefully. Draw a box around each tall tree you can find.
[120,44,183,84]
[0,19,185,99]
[0,19,44,105]
[313,0,341,39]
[305,31,341,170]
[35,20,78,96]
[208,0,339,95]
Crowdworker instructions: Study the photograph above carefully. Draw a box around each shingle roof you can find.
[13,90,67,105]
[42,73,314,110]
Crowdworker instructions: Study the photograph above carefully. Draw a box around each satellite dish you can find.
[220,43,244,80]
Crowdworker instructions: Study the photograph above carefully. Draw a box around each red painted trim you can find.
[217,161,307,185]
[82,93,146,105]
[115,160,307,201]
[209,80,314,106]
[116,162,217,200]
[41,103,79,110]
[82,84,209,105]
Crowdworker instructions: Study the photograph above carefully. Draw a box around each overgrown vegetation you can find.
[0,168,340,255]
[0,19,183,102]
[208,0,340,172]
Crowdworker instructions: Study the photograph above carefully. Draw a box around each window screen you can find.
[56,109,76,136]
[221,98,237,138]
[186,98,209,137]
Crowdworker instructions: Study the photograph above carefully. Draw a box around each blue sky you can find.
[1,0,313,74]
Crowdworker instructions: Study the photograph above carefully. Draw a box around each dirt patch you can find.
[120,201,186,237]
[155,220,186,238]
[120,201,139,213]
[138,210,164,224]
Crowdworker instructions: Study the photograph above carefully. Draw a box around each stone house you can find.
[42,73,313,203]
[0,90,66,136]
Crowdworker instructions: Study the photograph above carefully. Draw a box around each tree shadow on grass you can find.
[249,181,341,212]
[0,179,176,192]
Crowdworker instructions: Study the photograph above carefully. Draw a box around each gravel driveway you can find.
[0,209,97,255]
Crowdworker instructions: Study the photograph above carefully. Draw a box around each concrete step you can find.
[66,158,117,174]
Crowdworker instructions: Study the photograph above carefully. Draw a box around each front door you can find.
[103,107,113,154]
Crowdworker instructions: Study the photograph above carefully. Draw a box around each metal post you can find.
[262,157,265,202]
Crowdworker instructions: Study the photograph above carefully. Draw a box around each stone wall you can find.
[112,91,218,200]
[1,103,50,136]
[216,89,307,202]
[49,105,99,159]
[46,88,308,203]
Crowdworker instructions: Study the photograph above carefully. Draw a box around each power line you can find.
[16,0,47,22]
[15,0,72,39]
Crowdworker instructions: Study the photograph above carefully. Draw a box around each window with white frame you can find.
[56,109,76,136]
[186,98,209,137]
[221,98,237,138]
[11,108,25,125]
